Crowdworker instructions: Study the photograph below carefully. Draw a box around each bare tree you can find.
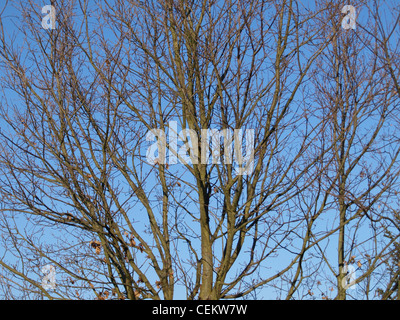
[0,0,399,300]
[281,0,400,300]
[364,0,400,300]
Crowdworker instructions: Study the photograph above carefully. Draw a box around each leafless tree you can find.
[0,0,399,300]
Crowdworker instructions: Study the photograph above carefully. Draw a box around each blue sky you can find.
[0,0,399,300]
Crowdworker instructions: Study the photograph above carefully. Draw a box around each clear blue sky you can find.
[0,0,398,300]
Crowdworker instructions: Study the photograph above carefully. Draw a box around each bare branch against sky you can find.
[0,0,399,301]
